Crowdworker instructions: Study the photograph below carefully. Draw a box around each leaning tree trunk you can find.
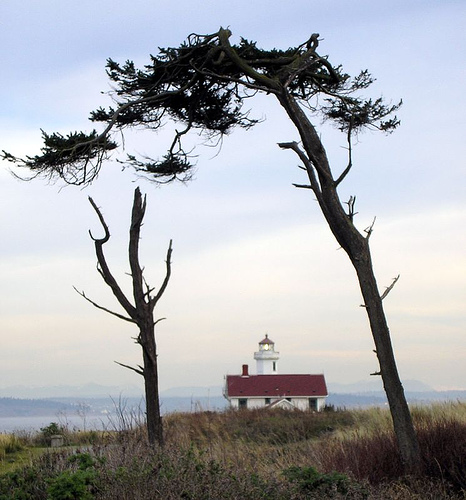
[277,94,421,472]
[352,247,420,470]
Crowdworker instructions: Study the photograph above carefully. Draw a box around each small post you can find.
[50,435,64,448]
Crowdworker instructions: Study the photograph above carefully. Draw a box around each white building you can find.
[224,335,328,411]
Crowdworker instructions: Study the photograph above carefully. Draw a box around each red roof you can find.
[226,374,328,398]
[259,334,274,345]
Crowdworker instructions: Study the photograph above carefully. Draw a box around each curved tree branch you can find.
[88,196,137,319]
[150,240,173,310]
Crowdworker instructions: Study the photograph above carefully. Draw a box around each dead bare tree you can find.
[75,187,172,446]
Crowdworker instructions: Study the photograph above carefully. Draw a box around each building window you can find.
[265,398,271,405]
[239,398,248,409]
[286,398,291,402]
[309,398,318,411]
[273,361,276,371]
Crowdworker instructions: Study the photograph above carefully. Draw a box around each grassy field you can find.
[0,402,465,499]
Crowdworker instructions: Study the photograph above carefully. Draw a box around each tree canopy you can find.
[3,28,400,186]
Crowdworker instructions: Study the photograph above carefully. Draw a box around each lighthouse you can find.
[253,334,279,374]
[224,334,328,411]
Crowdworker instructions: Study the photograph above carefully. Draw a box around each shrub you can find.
[39,423,66,447]
[47,469,96,500]
[283,465,368,499]
[47,453,98,500]
[0,465,49,499]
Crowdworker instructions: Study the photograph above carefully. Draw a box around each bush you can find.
[47,453,98,500]
[283,465,368,499]
[39,423,65,447]
[0,465,49,499]
[47,469,96,500]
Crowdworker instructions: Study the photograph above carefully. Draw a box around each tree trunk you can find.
[352,243,421,472]
[140,321,164,447]
[277,94,421,472]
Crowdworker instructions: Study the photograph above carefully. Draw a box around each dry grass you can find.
[0,433,30,455]
[0,403,465,499]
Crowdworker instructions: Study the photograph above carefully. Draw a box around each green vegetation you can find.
[0,403,465,499]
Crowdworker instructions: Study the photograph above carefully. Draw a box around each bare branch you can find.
[88,197,137,319]
[142,273,155,300]
[88,197,109,243]
[150,239,173,309]
[154,317,166,326]
[335,117,354,186]
[189,61,280,96]
[218,28,281,92]
[292,183,313,190]
[114,360,144,376]
[73,287,136,323]
[370,371,382,376]
[345,195,358,221]
[364,217,377,239]
[380,275,400,301]
[278,141,323,198]
[129,187,147,309]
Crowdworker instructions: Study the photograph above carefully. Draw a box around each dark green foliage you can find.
[4,28,400,185]
[40,422,63,438]
[2,130,117,186]
[322,95,401,133]
[0,466,47,500]
[46,453,98,500]
[68,453,97,471]
[39,422,65,446]
[47,469,96,500]
[283,466,368,499]
[124,152,193,184]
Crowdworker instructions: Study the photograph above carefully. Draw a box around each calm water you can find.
[0,415,109,433]
[0,396,228,433]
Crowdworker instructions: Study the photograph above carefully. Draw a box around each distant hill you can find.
[0,383,143,399]
[327,390,466,409]
[327,379,435,394]
[0,397,72,418]
[160,386,224,398]
[1,380,464,420]
[0,388,465,429]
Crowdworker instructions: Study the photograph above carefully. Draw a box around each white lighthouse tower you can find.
[254,334,279,374]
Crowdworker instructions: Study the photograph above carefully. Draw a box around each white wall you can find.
[228,396,327,411]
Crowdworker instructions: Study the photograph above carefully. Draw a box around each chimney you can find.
[241,364,249,377]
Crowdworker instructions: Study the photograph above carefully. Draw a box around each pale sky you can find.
[0,0,465,393]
